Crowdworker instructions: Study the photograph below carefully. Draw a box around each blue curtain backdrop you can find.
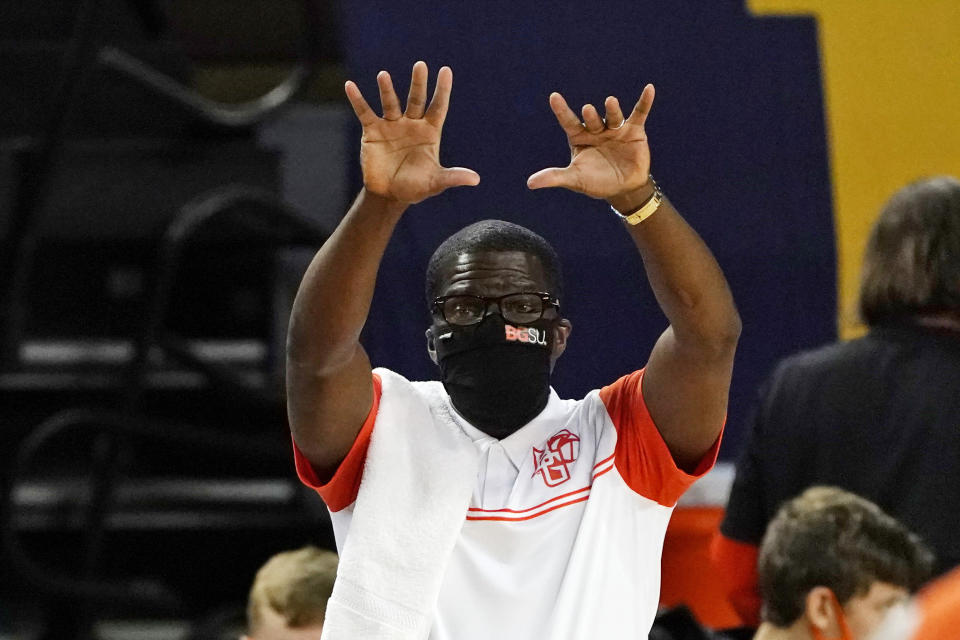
[337,0,835,457]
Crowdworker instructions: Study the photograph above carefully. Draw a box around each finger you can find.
[344,81,378,127]
[527,167,579,191]
[548,92,583,137]
[405,60,428,118]
[377,70,403,120]
[582,104,604,133]
[433,167,481,192]
[424,66,453,127]
[604,96,624,129]
[625,83,655,127]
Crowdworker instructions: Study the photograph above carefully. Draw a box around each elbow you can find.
[672,285,741,352]
[723,307,743,345]
[711,311,741,359]
[285,310,310,362]
[677,307,741,362]
[286,340,357,378]
[705,303,742,346]
[285,323,314,366]
[285,314,360,375]
[285,328,319,372]
[702,288,741,344]
[709,298,742,350]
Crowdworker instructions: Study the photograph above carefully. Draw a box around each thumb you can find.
[527,167,577,191]
[435,167,481,191]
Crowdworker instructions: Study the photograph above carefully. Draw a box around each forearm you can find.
[610,185,741,353]
[287,188,408,372]
[530,84,736,466]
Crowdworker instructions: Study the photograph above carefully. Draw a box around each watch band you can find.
[611,177,663,225]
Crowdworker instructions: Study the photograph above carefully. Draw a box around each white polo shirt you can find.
[294,369,721,639]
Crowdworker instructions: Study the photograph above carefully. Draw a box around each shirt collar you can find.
[448,388,565,470]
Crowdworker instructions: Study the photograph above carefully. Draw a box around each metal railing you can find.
[0,0,325,364]
[0,408,292,613]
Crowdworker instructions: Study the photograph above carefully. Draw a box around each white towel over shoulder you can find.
[321,368,480,640]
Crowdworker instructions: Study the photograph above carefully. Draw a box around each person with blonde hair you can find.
[242,546,338,640]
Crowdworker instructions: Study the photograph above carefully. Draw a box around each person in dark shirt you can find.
[710,175,960,626]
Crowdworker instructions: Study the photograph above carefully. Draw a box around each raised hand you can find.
[527,85,655,200]
[345,61,480,205]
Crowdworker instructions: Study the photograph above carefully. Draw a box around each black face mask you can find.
[434,314,554,439]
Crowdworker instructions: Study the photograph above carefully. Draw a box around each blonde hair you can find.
[247,546,338,631]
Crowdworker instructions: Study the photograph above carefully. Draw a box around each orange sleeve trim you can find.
[599,369,723,507]
[709,531,762,627]
[292,373,381,512]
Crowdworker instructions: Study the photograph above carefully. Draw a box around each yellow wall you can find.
[748,0,960,338]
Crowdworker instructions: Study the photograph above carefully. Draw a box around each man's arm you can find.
[528,85,740,471]
[615,185,740,470]
[287,62,479,480]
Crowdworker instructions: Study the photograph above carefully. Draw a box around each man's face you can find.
[842,581,910,639]
[427,249,570,364]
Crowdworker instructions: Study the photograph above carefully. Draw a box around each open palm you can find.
[528,85,655,200]
[345,62,479,205]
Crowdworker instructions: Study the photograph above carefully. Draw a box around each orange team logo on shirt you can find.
[532,429,581,487]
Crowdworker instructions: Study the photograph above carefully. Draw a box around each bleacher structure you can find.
[0,1,343,637]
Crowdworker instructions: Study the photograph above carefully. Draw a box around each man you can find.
[243,546,338,640]
[752,487,933,640]
[711,176,960,626]
[286,61,740,638]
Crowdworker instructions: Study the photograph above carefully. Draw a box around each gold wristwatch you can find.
[611,177,663,225]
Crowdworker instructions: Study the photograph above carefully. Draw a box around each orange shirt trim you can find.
[292,373,382,512]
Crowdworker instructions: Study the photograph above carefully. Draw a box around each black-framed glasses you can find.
[431,291,560,326]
